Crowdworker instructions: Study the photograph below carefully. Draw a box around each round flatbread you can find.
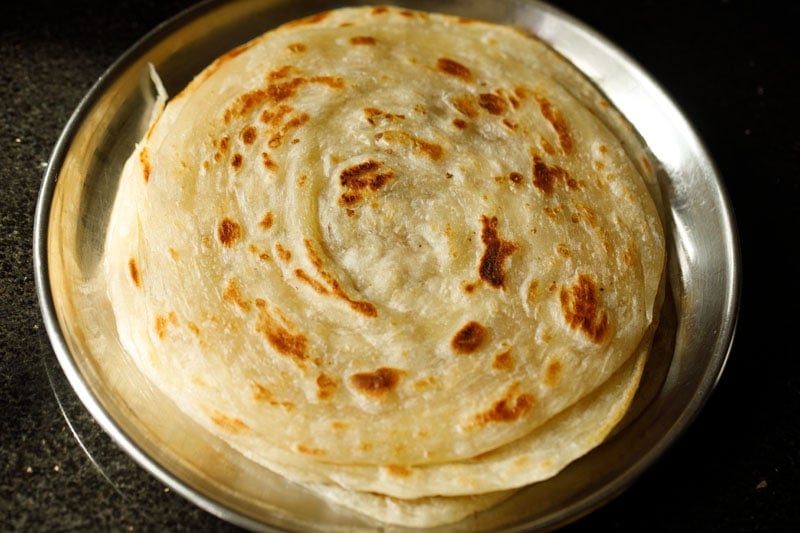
[103,5,665,527]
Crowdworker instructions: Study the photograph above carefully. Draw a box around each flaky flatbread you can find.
[103,5,665,527]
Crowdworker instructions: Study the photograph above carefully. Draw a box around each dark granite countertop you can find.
[2,1,798,530]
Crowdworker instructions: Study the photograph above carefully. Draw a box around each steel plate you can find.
[33,0,739,530]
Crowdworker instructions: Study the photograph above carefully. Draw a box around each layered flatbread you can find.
[103,5,665,527]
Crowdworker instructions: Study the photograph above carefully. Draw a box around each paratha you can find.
[103,5,665,528]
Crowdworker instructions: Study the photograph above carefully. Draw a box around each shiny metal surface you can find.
[33,0,739,530]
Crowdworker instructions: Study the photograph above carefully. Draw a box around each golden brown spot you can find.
[316,374,338,399]
[363,107,380,125]
[527,279,539,300]
[413,376,436,389]
[339,191,362,206]
[350,35,376,45]
[532,154,570,195]
[350,367,403,399]
[287,42,306,53]
[451,321,487,354]
[363,107,405,126]
[478,215,518,289]
[268,65,293,80]
[297,444,325,456]
[261,152,277,171]
[515,456,531,468]
[303,240,378,317]
[224,90,269,123]
[265,77,306,104]
[493,350,514,371]
[251,382,295,410]
[371,6,389,14]
[310,75,345,89]
[358,441,373,452]
[248,243,270,260]
[509,172,524,184]
[575,202,598,228]
[399,9,415,17]
[452,95,478,118]
[502,118,518,130]
[557,243,571,258]
[223,277,250,311]
[259,211,274,230]
[128,258,141,288]
[414,138,443,160]
[473,387,535,425]
[464,282,477,294]
[231,153,243,170]
[241,125,257,144]
[251,382,272,402]
[340,160,393,191]
[268,112,310,149]
[338,160,394,207]
[621,239,639,265]
[544,204,564,220]
[453,118,467,129]
[139,147,151,182]
[534,94,573,154]
[437,57,472,81]
[478,93,508,115]
[295,268,330,295]
[545,359,563,387]
[187,322,200,336]
[211,412,249,434]
[386,465,411,477]
[539,136,556,155]
[211,135,230,162]
[275,243,292,262]
[560,274,609,343]
[331,421,348,430]
[641,155,653,174]
[377,130,443,160]
[284,11,330,28]
[217,218,242,247]
[260,104,292,126]
[154,311,177,339]
[255,299,309,362]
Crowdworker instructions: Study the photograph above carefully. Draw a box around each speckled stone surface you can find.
[1,2,239,529]
[2,1,798,531]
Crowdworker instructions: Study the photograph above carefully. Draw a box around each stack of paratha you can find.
[103,5,665,528]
